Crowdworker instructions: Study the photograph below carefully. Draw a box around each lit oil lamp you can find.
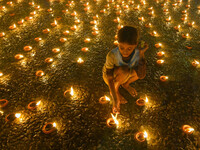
[182,10,187,14]
[93,15,98,20]
[138,17,144,21]
[123,5,129,9]
[84,7,90,11]
[70,25,77,31]
[83,2,89,7]
[52,48,60,53]
[136,96,148,106]
[51,20,57,27]
[114,40,119,45]
[166,16,171,22]
[90,20,97,25]
[64,87,74,97]
[118,25,123,30]
[15,54,24,60]
[74,19,80,24]
[71,11,77,16]
[0,110,3,114]
[157,59,164,64]
[148,7,153,10]
[47,8,52,12]
[36,70,45,77]
[92,26,98,31]
[181,16,187,21]
[188,22,195,27]
[30,11,36,16]
[29,2,34,6]
[192,60,199,67]
[60,38,67,43]
[163,9,168,12]
[7,1,13,5]
[25,16,33,21]
[135,131,148,142]
[172,3,177,7]
[157,51,165,57]
[77,58,84,64]
[160,76,168,82]
[92,31,99,35]
[5,113,21,122]
[62,9,69,13]
[63,30,69,35]
[18,19,24,25]
[35,5,40,10]
[0,32,5,37]
[0,99,9,108]
[28,100,41,110]
[42,122,57,134]
[186,5,190,8]
[148,11,154,16]
[155,43,162,48]
[81,47,89,52]
[177,0,182,3]
[114,17,120,23]
[106,113,119,128]
[174,25,181,31]
[0,6,6,10]
[115,35,118,40]
[141,0,146,5]
[134,5,140,10]
[0,72,3,77]
[9,24,16,30]
[182,125,194,134]
[150,31,158,37]
[84,38,91,43]
[100,9,106,13]
[24,46,32,51]
[45,58,54,63]
[99,95,110,104]
[182,33,189,39]
[145,23,152,28]
[34,37,42,42]
[116,10,121,15]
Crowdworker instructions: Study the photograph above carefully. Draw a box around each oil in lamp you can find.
[192,60,199,67]
[157,51,165,57]
[52,48,60,53]
[136,96,148,106]
[34,37,42,42]
[155,43,162,48]
[45,58,54,63]
[18,19,24,25]
[51,20,57,27]
[60,38,67,43]
[15,54,24,60]
[84,38,91,43]
[160,76,168,82]
[99,96,110,104]
[182,125,194,134]
[0,99,9,108]
[81,47,89,52]
[24,46,32,51]
[188,22,195,27]
[0,32,5,37]
[157,59,164,64]
[63,30,69,35]
[36,70,45,77]
[135,131,148,142]
[42,122,57,134]
[43,28,50,34]
[9,24,16,30]
[77,58,84,64]
[106,113,119,128]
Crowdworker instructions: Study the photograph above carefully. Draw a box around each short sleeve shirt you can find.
[103,47,140,73]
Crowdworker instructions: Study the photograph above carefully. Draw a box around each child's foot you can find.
[122,84,137,97]
[118,92,127,104]
[112,107,120,114]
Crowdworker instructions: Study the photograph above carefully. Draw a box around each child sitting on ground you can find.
[102,26,149,114]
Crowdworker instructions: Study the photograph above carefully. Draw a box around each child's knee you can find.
[137,72,146,79]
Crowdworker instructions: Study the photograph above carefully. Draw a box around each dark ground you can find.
[0,0,200,149]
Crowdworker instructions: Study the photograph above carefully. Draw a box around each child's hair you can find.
[117,26,139,45]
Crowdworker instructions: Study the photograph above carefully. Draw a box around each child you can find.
[102,26,149,114]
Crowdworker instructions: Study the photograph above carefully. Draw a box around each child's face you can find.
[118,42,137,58]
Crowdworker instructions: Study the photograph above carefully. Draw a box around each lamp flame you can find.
[111,113,119,127]
[144,131,148,138]
[0,111,3,114]
[36,101,41,106]
[145,96,148,103]
[70,87,74,96]
[53,122,56,127]
[105,96,110,101]
[15,113,21,118]
[77,58,84,63]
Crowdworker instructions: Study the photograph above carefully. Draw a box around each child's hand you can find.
[139,43,149,54]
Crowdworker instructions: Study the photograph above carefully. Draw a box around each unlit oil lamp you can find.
[51,20,57,27]
[188,22,195,27]
[28,101,41,110]
[60,38,67,43]
[64,87,74,97]
[174,25,180,31]
[0,99,9,108]
[99,95,110,104]
[70,25,77,31]
[18,19,24,25]
[34,37,42,42]
[160,76,168,82]
[182,125,194,134]
[63,30,69,35]
[45,58,54,63]
[52,48,60,53]
[84,38,91,43]
[5,113,21,122]
[24,46,32,51]
[36,70,45,77]
[155,43,162,48]
[9,24,16,30]
[43,28,50,34]
[192,60,199,67]
[136,96,148,106]
[107,113,119,128]
[182,33,189,39]
[15,54,24,60]
[157,59,164,64]
[77,58,84,64]
[81,47,89,52]
[135,131,148,142]
[42,122,57,134]
[0,32,5,37]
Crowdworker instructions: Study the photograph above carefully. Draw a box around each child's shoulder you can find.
[107,47,119,57]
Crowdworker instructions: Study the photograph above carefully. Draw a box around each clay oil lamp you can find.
[0,72,3,77]
[0,32,5,37]
[114,40,119,45]
[136,96,148,106]
[160,76,168,82]
[157,51,165,57]
[92,31,99,35]
[163,9,168,12]
[145,23,152,28]
[9,13,15,17]
[47,8,52,12]
[5,113,21,122]
[35,5,40,10]
[157,59,164,65]
[148,11,154,16]
[90,20,97,25]
[9,24,16,30]
[29,2,34,6]
[28,100,41,110]
[150,31,158,37]
[141,0,146,6]
[45,58,54,63]
[77,58,84,64]
[36,70,45,77]
[60,38,67,43]
[74,19,80,24]
[84,38,91,43]
[0,6,6,11]
[192,60,199,67]
[34,37,42,42]
[188,22,195,27]
[42,122,57,134]
[84,7,90,12]
[114,35,118,40]
[92,26,98,31]
[155,43,162,48]
[52,48,60,53]
[160,3,166,7]
[174,25,180,31]
[51,20,57,27]
[24,46,32,51]
[99,95,110,104]
[165,16,171,22]
[116,10,121,15]
[81,47,89,52]
[123,5,129,9]
[18,19,24,25]
[0,99,9,108]
[25,16,33,21]
[100,9,106,13]
[181,16,187,21]
[70,25,77,31]
[177,0,182,3]
[185,46,192,50]
[83,2,89,7]
[30,11,36,16]
[182,33,189,39]
[182,10,187,14]
[93,15,98,20]
[71,11,77,16]
[62,9,69,13]
[0,110,3,115]
[138,17,144,21]
[64,87,74,97]
[172,3,177,7]
[186,5,190,8]
[7,1,13,5]
[114,17,120,23]
[148,7,153,10]
[15,54,24,60]
[107,113,119,128]
[118,25,123,30]
[134,5,140,10]
[130,1,134,5]
[63,30,69,35]
[135,131,148,142]
[182,125,194,134]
